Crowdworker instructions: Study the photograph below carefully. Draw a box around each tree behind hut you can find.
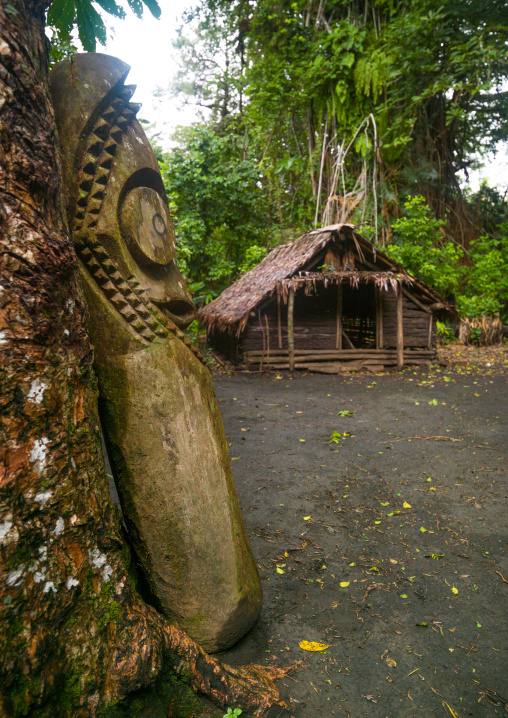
[170,0,508,249]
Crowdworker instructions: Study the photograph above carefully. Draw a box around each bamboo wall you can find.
[209,284,436,366]
[381,293,435,348]
[207,329,241,363]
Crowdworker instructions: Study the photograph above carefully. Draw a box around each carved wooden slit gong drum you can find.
[50,54,262,652]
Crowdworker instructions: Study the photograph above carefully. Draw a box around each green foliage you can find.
[173,0,508,247]
[223,708,242,717]
[384,196,463,297]
[159,123,277,298]
[436,321,454,344]
[47,26,78,66]
[47,0,160,52]
[457,231,508,319]
[383,196,508,320]
[238,245,267,275]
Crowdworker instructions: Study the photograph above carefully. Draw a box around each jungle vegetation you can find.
[155,0,508,321]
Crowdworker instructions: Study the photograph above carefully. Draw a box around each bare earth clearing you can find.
[213,345,508,717]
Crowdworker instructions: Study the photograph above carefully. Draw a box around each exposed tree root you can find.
[166,621,300,716]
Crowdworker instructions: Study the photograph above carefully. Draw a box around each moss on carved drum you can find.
[50,54,262,652]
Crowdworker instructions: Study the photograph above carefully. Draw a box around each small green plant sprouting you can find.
[319,263,335,273]
[337,410,355,417]
[329,431,342,444]
[436,320,454,344]
[223,709,242,718]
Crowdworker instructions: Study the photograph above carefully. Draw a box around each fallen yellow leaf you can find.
[451,586,458,594]
[442,701,460,718]
[389,558,398,565]
[386,657,397,668]
[303,516,311,521]
[299,641,329,652]
[340,581,350,588]
[403,502,412,509]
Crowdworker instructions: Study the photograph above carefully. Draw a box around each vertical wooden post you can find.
[277,293,282,349]
[288,288,295,371]
[258,310,265,371]
[336,282,342,350]
[396,286,404,371]
[375,287,383,349]
[428,314,434,349]
[265,314,270,365]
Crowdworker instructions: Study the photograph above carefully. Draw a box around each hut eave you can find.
[197,224,457,334]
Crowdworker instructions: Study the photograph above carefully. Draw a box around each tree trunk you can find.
[0,2,291,715]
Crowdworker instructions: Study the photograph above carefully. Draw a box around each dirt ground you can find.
[212,345,508,717]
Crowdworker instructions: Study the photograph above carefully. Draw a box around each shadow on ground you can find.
[214,358,508,717]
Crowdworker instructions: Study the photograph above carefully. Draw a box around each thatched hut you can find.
[198,224,455,372]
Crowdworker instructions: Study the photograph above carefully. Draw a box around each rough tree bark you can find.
[0,1,292,716]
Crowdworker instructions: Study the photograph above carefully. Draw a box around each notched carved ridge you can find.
[111,98,125,113]
[99,156,113,171]
[128,103,142,116]
[93,118,111,140]
[76,191,89,208]
[87,200,102,215]
[95,171,109,186]
[110,126,123,143]
[82,158,97,175]
[91,187,105,201]
[104,141,118,156]
[119,84,136,102]
[102,282,117,298]
[79,178,93,192]
[88,138,103,157]
[111,293,128,308]
[102,105,117,123]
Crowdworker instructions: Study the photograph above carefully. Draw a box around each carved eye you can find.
[119,187,175,266]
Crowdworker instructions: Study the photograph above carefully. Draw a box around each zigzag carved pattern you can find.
[74,84,139,235]
[79,243,206,365]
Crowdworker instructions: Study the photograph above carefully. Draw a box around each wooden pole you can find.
[336,282,342,350]
[427,314,434,349]
[258,311,265,371]
[396,286,404,371]
[375,287,383,349]
[277,293,282,349]
[265,314,270,365]
[288,288,295,371]
[341,330,355,349]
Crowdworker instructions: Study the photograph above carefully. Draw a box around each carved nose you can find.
[153,298,195,330]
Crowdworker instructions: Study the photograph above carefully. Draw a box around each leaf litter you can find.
[214,358,508,717]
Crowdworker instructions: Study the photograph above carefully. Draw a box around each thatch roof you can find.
[198,224,455,334]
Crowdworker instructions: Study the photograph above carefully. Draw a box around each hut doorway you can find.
[341,284,377,349]
[291,282,377,352]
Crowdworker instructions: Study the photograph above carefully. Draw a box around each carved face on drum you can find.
[51,53,195,339]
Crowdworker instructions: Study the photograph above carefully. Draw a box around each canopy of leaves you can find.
[383,196,508,319]
[47,0,161,52]
[166,0,508,321]
[173,0,508,248]
[159,123,275,301]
